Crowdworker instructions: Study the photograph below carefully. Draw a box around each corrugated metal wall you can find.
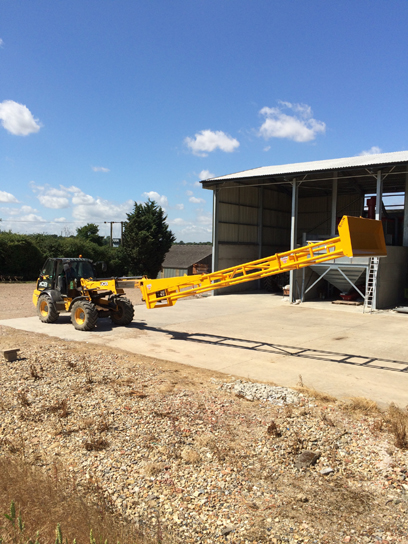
[261,187,291,256]
[218,187,259,245]
[298,194,363,238]
[216,186,291,291]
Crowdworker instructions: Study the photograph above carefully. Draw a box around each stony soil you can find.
[0,284,407,543]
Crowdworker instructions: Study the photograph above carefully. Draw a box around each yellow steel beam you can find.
[137,216,387,309]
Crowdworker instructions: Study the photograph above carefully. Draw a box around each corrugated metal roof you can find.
[162,245,212,269]
[202,150,408,184]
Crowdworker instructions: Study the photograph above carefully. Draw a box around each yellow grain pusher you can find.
[137,216,387,309]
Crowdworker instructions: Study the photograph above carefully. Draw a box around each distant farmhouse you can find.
[158,245,212,279]
[201,151,408,310]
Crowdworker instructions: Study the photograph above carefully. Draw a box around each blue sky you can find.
[1,0,408,241]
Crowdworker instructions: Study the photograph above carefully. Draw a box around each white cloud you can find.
[0,190,19,203]
[169,217,188,225]
[0,100,41,136]
[198,169,214,180]
[196,209,212,225]
[30,182,71,209]
[358,146,382,156]
[20,213,45,222]
[38,195,70,209]
[92,166,110,172]
[175,203,184,210]
[72,198,134,222]
[189,196,206,204]
[174,223,212,242]
[21,205,38,214]
[258,101,325,143]
[0,39,4,47]
[186,190,193,196]
[71,191,95,206]
[185,130,240,156]
[54,217,66,223]
[142,191,168,208]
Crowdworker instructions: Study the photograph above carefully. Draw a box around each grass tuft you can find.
[343,397,381,414]
[387,403,408,450]
[0,456,153,543]
[295,375,337,403]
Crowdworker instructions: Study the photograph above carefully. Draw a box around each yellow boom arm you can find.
[137,216,387,309]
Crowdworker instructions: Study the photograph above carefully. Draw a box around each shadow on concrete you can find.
[136,323,408,374]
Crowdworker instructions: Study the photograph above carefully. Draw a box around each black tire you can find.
[110,296,134,326]
[37,294,59,323]
[71,300,98,331]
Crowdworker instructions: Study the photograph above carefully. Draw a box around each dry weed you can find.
[344,397,380,414]
[48,398,69,418]
[295,375,337,403]
[84,435,109,451]
[159,382,175,394]
[80,417,95,429]
[387,403,408,450]
[284,405,294,418]
[181,447,201,465]
[321,411,335,427]
[29,364,42,381]
[266,421,281,437]
[144,462,164,476]
[195,434,215,448]
[16,390,30,407]
[371,418,385,433]
[0,455,149,543]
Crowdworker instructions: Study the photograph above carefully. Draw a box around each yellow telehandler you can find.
[33,216,387,331]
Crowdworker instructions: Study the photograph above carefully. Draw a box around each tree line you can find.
[0,200,175,281]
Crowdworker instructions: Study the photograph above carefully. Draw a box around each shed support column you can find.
[403,172,408,247]
[375,170,382,220]
[212,188,219,295]
[258,187,263,259]
[257,187,263,289]
[289,180,299,303]
[331,172,338,236]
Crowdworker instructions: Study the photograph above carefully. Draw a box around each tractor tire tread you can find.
[37,294,59,323]
[71,300,98,331]
[110,296,134,326]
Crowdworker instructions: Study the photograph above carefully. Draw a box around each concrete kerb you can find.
[1,293,408,407]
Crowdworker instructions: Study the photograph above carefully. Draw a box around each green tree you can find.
[123,199,175,278]
[76,223,104,246]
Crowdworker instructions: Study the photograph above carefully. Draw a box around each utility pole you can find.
[104,221,125,247]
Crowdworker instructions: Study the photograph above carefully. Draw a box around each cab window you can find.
[41,260,54,277]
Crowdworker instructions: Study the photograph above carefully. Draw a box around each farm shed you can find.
[158,245,212,279]
[201,150,408,310]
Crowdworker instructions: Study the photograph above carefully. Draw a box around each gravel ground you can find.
[1,322,408,544]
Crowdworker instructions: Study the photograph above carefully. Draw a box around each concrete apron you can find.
[1,293,408,407]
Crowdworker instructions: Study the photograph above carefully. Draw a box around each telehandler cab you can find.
[33,216,387,331]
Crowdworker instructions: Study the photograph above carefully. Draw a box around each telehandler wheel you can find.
[110,296,134,326]
[37,294,59,323]
[71,300,98,331]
